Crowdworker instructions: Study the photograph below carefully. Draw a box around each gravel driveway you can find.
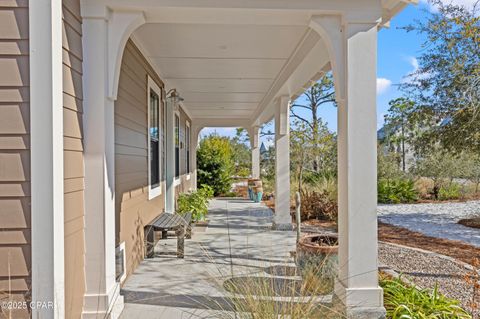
[379,242,478,317]
[378,200,480,247]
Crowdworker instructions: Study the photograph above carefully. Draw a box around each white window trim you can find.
[148,76,162,200]
[185,120,191,180]
[174,110,181,184]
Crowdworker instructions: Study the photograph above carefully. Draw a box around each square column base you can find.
[333,280,386,319]
[82,283,124,319]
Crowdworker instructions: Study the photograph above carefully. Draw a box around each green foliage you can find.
[438,183,462,201]
[459,152,480,194]
[230,128,252,178]
[197,134,233,196]
[378,149,403,181]
[381,277,471,319]
[378,179,418,204]
[177,190,209,222]
[413,147,461,199]
[401,1,480,154]
[382,98,417,172]
[289,73,337,194]
[198,184,214,199]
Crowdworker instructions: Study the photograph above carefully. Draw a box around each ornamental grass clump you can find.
[218,265,344,319]
[381,277,471,319]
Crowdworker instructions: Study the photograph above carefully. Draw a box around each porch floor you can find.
[120,198,297,319]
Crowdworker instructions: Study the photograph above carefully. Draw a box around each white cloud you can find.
[377,78,392,95]
[408,56,419,73]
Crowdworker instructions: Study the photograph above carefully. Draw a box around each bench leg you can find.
[176,226,185,258]
[186,225,192,239]
[145,227,155,258]
[161,230,168,239]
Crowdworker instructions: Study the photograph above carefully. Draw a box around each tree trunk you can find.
[401,124,406,172]
[312,102,319,173]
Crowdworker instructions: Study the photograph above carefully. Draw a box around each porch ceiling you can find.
[119,0,415,127]
[133,23,309,122]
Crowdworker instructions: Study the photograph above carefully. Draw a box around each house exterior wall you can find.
[62,0,86,318]
[115,39,193,277]
[0,1,31,318]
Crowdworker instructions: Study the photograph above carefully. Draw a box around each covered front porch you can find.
[120,198,325,318]
[77,1,415,318]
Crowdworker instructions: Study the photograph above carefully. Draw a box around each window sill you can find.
[174,178,181,187]
[148,186,162,200]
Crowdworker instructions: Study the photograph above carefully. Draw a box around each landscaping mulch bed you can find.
[458,217,480,229]
[378,222,480,265]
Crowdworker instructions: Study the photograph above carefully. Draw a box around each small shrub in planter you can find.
[378,179,418,204]
[296,234,338,294]
[177,190,209,222]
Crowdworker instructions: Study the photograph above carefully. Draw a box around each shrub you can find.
[299,189,337,221]
[439,183,462,200]
[381,277,471,319]
[197,135,234,196]
[177,190,209,222]
[198,184,214,200]
[378,179,418,204]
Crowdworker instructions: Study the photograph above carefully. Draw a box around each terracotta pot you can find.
[296,234,338,284]
[253,180,263,187]
[297,234,338,254]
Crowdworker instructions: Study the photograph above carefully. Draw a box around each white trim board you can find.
[30,0,65,318]
[147,75,163,200]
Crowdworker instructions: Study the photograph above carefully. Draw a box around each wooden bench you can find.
[144,212,192,259]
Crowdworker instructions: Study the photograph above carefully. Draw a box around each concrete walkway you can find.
[120,198,296,319]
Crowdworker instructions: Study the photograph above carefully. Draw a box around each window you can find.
[175,113,180,178]
[185,121,191,174]
[148,77,162,199]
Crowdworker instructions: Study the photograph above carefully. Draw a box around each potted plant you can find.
[296,234,338,292]
[177,185,214,232]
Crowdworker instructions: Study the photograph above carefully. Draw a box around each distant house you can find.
[260,142,268,157]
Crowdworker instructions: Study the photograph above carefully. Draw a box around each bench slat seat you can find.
[145,212,192,259]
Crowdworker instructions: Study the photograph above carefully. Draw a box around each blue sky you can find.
[200,0,474,145]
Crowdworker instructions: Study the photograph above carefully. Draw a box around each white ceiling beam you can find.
[249,28,319,125]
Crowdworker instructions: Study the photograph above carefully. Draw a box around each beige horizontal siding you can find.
[115,40,195,278]
[0,4,30,318]
[62,1,85,318]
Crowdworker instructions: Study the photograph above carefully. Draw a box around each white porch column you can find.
[249,126,261,179]
[273,96,293,230]
[165,97,176,213]
[82,10,123,318]
[30,0,65,317]
[335,23,384,317]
